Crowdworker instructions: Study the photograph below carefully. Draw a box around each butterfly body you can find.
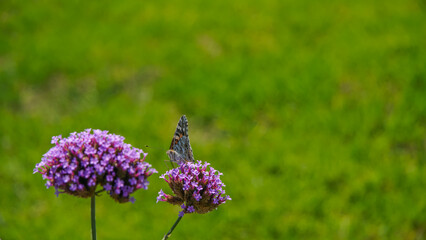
[167,115,195,164]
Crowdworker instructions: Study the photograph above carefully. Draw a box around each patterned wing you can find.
[168,115,195,163]
[166,149,186,164]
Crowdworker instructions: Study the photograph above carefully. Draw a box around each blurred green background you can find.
[1,0,425,239]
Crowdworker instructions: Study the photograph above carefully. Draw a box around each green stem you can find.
[91,195,96,240]
[162,215,183,240]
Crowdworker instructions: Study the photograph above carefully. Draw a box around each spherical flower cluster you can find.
[157,161,231,216]
[34,129,157,203]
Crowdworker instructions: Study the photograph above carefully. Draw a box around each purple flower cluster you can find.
[34,129,157,203]
[157,161,231,216]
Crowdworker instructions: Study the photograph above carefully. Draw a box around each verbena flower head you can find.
[34,129,157,203]
[157,161,231,216]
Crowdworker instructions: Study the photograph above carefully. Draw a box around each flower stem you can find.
[162,215,183,240]
[91,195,96,240]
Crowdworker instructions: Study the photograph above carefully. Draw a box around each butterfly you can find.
[166,115,195,164]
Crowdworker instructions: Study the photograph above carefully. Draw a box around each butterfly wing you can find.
[168,115,195,163]
[166,149,186,164]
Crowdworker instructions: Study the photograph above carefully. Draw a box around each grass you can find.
[0,0,425,239]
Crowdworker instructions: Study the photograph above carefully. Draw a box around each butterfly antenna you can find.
[145,145,167,151]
